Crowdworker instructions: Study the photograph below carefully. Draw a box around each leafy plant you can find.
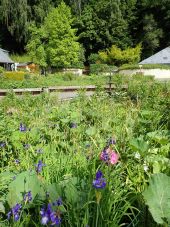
[143,173,170,225]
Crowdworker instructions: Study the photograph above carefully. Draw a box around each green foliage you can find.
[0,75,169,226]
[88,53,100,64]
[78,0,133,58]
[0,66,4,74]
[99,44,142,66]
[143,173,170,225]
[27,2,81,69]
[3,71,28,80]
[7,171,46,207]
[90,64,117,75]
[0,73,108,88]
[10,54,32,63]
[142,14,163,57]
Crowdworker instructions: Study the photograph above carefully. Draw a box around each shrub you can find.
[0,66,5,75]
[88,53,100,64]
[4,71,27,80]
[99,44,142,66]
[90,64,117,75]
[61,73,77,81]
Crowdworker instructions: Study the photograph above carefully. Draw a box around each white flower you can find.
[143,164,149,172]
[134,152,141,159]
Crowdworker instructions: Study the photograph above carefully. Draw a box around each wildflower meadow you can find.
[0,75,170,226]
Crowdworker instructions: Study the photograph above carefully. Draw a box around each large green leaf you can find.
[143,173,170,224]
[7,171,45,207]
[129,136,149,153]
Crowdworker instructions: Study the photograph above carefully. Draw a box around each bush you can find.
[61,73,77,81]
[0,66,5,75]
[99,44,141,66]
[90,64,117,75]
[88,53,100,64]
[4,71,28,80]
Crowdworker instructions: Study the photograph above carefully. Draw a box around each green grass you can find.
[0,73,112,89]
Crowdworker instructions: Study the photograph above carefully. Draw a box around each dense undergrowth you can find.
[0,73,108,89]
[0,75,169,226]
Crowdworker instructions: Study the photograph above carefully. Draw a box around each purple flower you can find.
[100,149,109,162]
[0,142,6,147]
[40,203,61,225]
[93,170,106,189]
[14,159,20,164]
[70,122,77,128]
[53,197,62,206]
[107,137,116,145]
[7,203,22,221]
[24,191,32,203]
[35,160,46,173]
[19,123,27,132]
[40,204,52,225]
[50,212,61,225]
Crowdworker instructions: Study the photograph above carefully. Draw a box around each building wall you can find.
[119,69,170,80]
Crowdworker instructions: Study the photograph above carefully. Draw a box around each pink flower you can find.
[100,147,119,165]
[110,152,119,164]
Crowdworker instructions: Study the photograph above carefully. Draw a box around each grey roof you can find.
[0,48,14,63]
[139,47,170,64]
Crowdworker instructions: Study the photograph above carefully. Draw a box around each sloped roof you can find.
[0,48,14,63]
[139,47,170,64]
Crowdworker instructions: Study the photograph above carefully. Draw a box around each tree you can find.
[77,0,132,61]
[27,2,81,70]
[142,14,163,57]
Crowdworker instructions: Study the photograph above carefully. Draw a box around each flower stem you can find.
[95,204,99,227]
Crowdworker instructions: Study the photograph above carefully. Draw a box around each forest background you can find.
[0,0,169,63]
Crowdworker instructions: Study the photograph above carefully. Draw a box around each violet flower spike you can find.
[19,123,27,132]
[93,170,106,189]
[40,203,52,225]
[0,142,6,147]
[50,212,62,225]
[35,160,46,173]
[14,159,20,165]
[7,203,22,221]
[53,197,62,206]
[24,191,32,203]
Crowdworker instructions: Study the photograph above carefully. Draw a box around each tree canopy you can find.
[0,0,170,62]
[27,2,81,69]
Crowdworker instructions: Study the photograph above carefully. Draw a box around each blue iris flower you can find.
[93,170,106,189]
[19,123,27,132]
[24,191,32,203]
[35,160,46,173]
[7,203,22,221]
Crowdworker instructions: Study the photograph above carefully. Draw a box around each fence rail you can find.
[0,85,128,96]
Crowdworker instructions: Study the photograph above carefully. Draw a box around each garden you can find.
[0,74,170,226]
